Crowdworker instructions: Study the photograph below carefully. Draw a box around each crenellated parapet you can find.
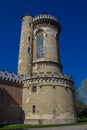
[32,13,61,31]
[33,13,58,22]
[23,72,74,90]
[0,70,23,85]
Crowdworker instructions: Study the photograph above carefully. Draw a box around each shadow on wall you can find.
[20,110,25,124]
[0,84,25,124]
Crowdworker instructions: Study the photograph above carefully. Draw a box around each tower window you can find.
[29,23,31,27]
[36,34,44,58]
[28,37,30,42]
[32,86,37,92]
[32,105,35,113]
[28,47,30,54]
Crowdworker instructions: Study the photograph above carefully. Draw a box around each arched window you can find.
[36,33,44,58]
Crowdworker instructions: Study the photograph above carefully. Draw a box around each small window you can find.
[28,37,30,42]
[28,48,30,54]
[32,86,37,92]
[29,23,31,27]
[32,105,35,113]
[46,34,47,37]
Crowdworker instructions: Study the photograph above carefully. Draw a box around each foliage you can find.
[77,79,87,104]
[75,99,87,119]
[74,78,87,119]
[82,79,87,93]
[75,83,87,119]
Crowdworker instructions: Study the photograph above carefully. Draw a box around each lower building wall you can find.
[0,77,76,124]
[22,81,76,124]
[24,118,76,125]
[0,83,23,124]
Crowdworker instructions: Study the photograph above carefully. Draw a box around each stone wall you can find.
[22,72,76,124]
[0,70,23,124]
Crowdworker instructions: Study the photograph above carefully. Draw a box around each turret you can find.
[32,13,62,73]
[18,15,33,75]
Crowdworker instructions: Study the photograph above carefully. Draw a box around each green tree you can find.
[82,79,87,94]
[75,99,87,119]
[74,79,87,119]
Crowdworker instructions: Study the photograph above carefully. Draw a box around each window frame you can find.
[32,86,37,92]
[36,33,44,59]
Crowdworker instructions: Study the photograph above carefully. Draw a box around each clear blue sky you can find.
[0,0,87,88]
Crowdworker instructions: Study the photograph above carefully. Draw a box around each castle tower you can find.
[18,13,76,124]
[32,13,62,73]
[18,15,33,75]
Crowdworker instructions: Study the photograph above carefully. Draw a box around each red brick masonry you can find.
[0,70,23,124]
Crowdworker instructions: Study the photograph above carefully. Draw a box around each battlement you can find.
[32,13,61,31]
[33,13,58,22]
[24,72,73,81]
[23,72,74,89]
[0,70,23,84]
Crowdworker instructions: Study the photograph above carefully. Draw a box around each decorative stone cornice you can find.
[0,70,23,85]
[23,72,74,90]
[32,13,61,31]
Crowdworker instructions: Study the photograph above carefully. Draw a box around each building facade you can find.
[18,13,76,124]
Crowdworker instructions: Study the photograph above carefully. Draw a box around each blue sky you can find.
[0,0,87,88]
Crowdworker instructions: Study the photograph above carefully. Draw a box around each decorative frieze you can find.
[23,72,74,90]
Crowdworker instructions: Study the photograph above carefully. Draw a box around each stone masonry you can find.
[18,13,77,124]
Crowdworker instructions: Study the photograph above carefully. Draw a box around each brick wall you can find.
[0,81,23,124]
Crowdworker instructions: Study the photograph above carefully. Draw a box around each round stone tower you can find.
[18,13,76,124]
[18,15,33,75]
[32,13,62,73]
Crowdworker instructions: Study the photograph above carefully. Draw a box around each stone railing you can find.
[0,70,23,84]
[33,14,58,22]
